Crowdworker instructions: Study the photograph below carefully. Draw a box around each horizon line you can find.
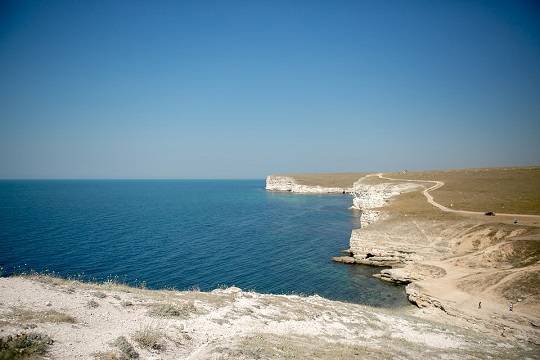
[1,164,539,181]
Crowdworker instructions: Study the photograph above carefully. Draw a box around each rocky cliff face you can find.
[337,190,540,344]
[265,175,351,194]
[350,181,420,227]
[341,218,440,266]
[266,175,424,265]
[265,174,540,344]
[333,180,431,266]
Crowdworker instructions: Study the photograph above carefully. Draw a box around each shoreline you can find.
[1,274,536,359]
[266,173,540,346]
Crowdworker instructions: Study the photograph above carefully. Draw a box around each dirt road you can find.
[376,173,540,220]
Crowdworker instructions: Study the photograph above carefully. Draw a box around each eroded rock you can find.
[265,176,351,194]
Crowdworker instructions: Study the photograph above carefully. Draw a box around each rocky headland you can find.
[268,171,540,349]
[349,176,421,227]
[265,175,351,194]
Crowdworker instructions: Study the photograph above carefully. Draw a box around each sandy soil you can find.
[1,275,537,359]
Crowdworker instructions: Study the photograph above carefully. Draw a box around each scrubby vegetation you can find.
[93,336,139,359]
[112,336,139,359]
[87,300,100,308]
[9,308,76,324]
[132,326,166,351]
[94,351,121,360]
[147,302,196,318]
[93,291,107,299]
[0,333,53,359]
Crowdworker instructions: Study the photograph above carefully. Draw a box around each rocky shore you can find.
[267,173,540,348]
[0,275,536,359]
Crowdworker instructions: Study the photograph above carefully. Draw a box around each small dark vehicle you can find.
[484,211,496,216]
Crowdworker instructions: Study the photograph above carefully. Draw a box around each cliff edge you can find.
[265,175,351,194]
[331,171,540,346]
[268,170,540,346]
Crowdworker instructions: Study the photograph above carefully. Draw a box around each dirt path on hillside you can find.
[376,173,540,221]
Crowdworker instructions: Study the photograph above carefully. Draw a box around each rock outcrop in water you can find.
[265,175,351,194]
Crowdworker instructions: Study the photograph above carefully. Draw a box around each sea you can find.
[0,180,407,307]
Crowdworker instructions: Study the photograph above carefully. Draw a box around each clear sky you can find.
[1,0,539,179]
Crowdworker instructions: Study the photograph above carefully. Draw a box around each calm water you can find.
[0,180,407,306]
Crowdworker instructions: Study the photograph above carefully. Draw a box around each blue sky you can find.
[1,0,539,178]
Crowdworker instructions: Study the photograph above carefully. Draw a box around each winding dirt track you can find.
[375,173,540,219]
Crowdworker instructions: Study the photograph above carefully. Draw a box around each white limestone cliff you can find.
[265,174,423,266]
[351,180,420,227]
[333,179,424,266]
[265,175,351,194]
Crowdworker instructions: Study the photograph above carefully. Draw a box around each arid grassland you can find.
[386,166,540,215]
[314,166,540,353]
